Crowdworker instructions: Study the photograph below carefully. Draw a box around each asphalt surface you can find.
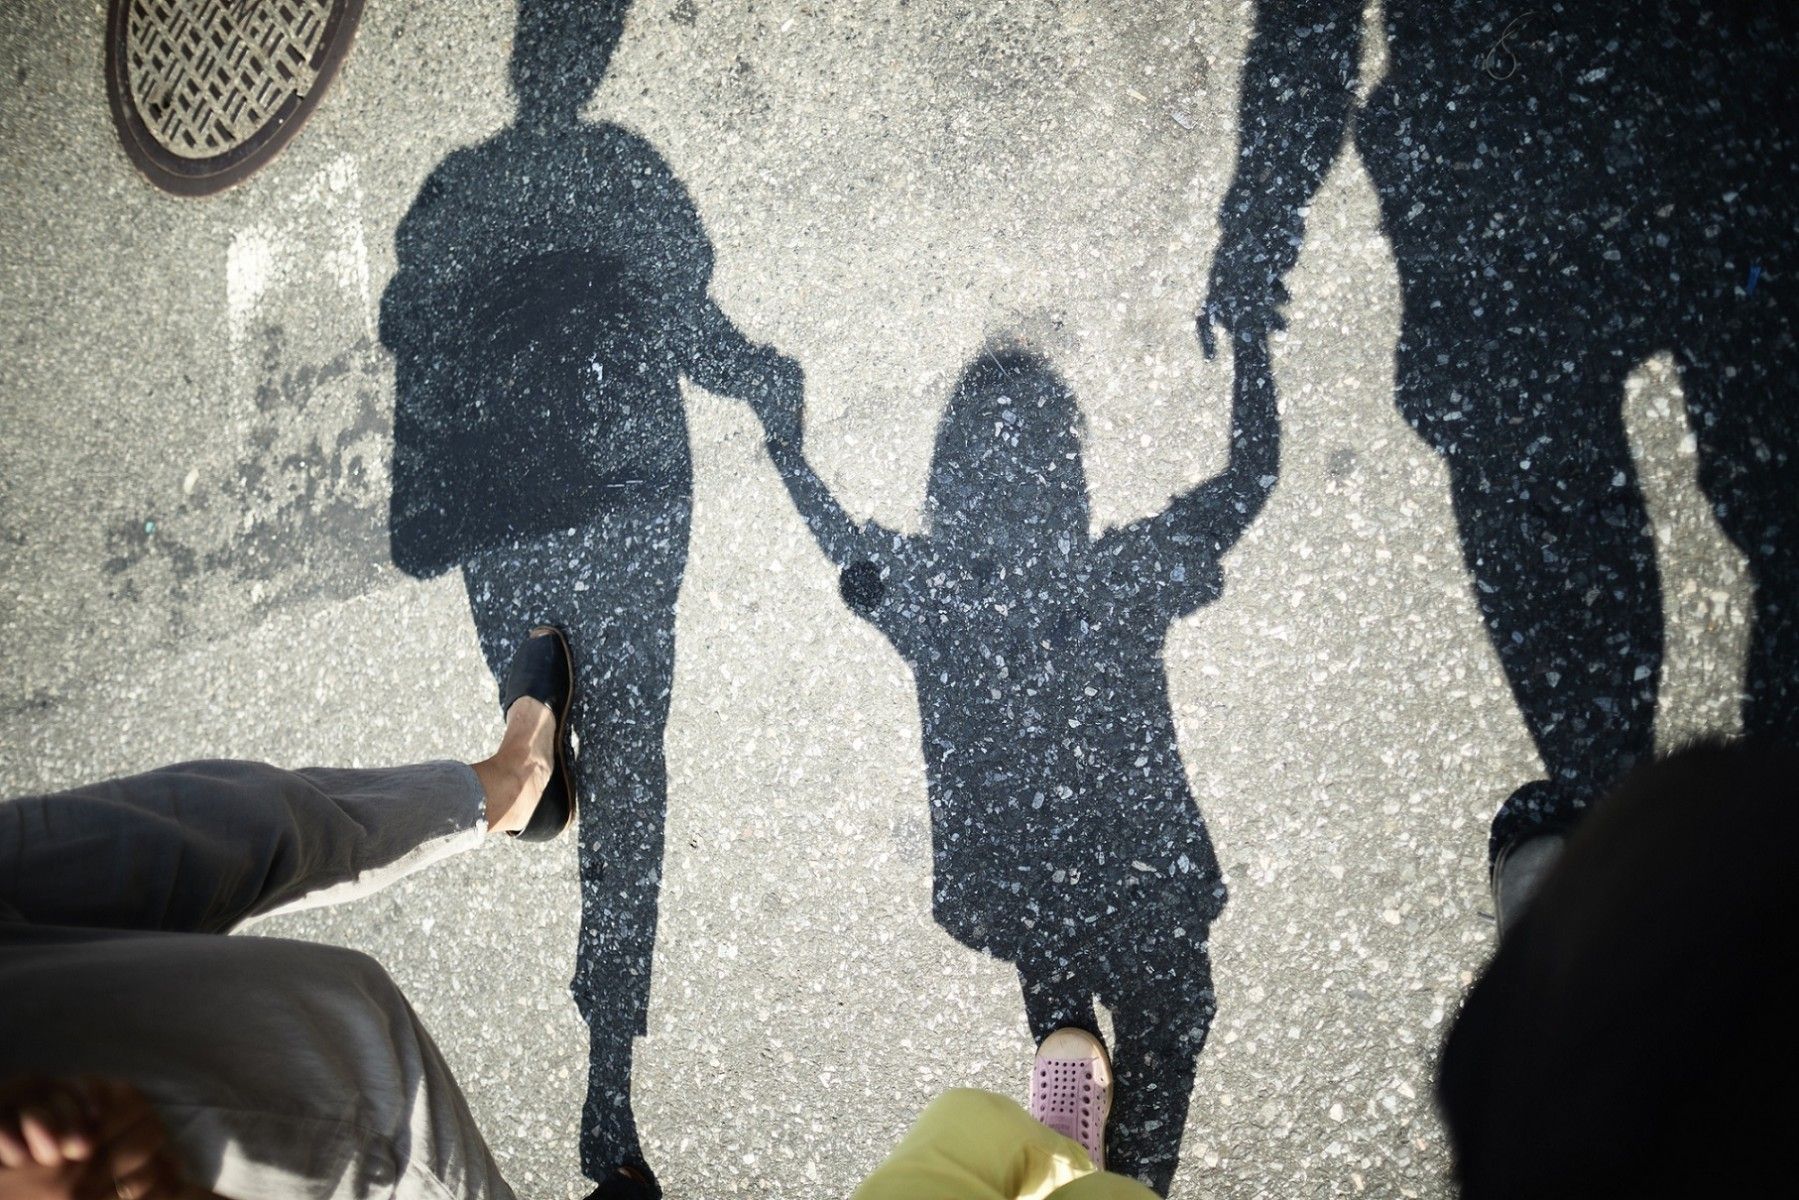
[0,2,1773,1197]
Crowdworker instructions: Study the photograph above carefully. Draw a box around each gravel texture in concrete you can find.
[2,2,1790,1197]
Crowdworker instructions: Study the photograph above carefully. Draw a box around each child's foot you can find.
[1030,1027,1113,1170]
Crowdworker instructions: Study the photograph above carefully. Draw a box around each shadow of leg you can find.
[1019,960,1100,1044]
[576,1008,647,1179]
[463,510,686,1185]
[1403,359,1662,858]
[1100,940,1216,1196]
[1681,329,1799,745]
[571,649,674,1181]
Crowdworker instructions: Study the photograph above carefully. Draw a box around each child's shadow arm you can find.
[1101,337,1280,612]
[766,435,914,587]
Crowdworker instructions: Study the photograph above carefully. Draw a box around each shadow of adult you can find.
[379,0,796,1186]
[1206,2,1797,859]
[758,336,1278,1192]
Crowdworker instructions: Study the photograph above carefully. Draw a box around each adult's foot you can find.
[1493,832,1567,938]
[586,1163,659,1200]
[472,693,556,835]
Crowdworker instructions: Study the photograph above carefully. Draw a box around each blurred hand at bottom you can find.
[1,1078,216,1200]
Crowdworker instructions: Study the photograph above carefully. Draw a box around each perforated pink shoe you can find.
[1030,1027,1114,1170]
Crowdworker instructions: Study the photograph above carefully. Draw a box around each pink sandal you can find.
[1030,1027,1114,1170]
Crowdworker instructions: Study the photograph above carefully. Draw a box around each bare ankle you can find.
[472,755,523,834]
[475,699,557,835]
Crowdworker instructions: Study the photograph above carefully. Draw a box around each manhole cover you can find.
[106,0,365,195]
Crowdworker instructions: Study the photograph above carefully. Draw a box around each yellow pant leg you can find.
[1046,1172,1163,1200]
[852,1089,1159,1200]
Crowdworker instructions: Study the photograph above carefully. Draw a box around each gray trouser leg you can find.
[0,759,486,932]
[0,760,514,1200]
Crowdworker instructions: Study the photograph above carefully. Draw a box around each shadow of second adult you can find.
[1207,0,1797,858]
[379,0,795,1187]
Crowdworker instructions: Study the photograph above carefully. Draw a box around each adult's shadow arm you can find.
[1101,336,1279,614]
[381,195,471,583]
[1205,0,1363,344]
[680,296,801,409]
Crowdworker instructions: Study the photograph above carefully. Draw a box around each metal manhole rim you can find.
[105,0,367,197]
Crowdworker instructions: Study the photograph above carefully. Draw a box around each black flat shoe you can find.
[500,624,575,841]
[586,1163,660,1200]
